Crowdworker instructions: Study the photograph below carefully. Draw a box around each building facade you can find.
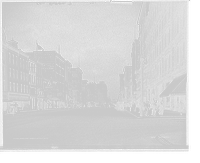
[36,60,44,109]
[97,81,108,103]
[3,39,30,113]
[26,51,67,109]
[135,2,187,116]
[65,61,73,104]
[131,40,140,101]
[28,55,37,110]
[71,67,83,105]
[123,66,132,108]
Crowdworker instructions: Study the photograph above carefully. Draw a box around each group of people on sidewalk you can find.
[142,100,164,116]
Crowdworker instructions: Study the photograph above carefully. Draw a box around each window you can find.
[26,61,28,70]
[16,83,18,92]
[21,84,23,93]
[15,55,18,66]
[13,83,15,92]
[19,58,22,68]
[23,72,25,81]
[24,85,26,93]
[9,82,12,91]
[13,69,15,79]
[9,68,11,77]
[26,85,28,93]
[20,72,22,80]
[9,53,11,63]
[16,70,18,79]
[12,54,15,65]
[22,59,25,69]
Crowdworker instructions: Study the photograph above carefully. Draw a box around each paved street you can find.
[3,107,187,150]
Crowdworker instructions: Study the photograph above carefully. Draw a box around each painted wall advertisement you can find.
[43,63,55,72]
[34,51,54,61]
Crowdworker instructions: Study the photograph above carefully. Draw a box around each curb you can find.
[125,110,186,119]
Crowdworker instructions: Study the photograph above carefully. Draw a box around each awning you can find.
[160,73,187,97]
[3,99,13,102]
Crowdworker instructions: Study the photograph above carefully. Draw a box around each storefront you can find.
[8,93,30,110]
[160,74,187,111]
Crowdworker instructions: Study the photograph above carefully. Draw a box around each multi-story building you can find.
[97,81,108,103]
[36,60,44,109]
[26,51,67,109]
[118,73,125,102]
[135,2,187,116]
[88,82,98,103]
[124,66,133,104]
[64,60,72,106]
[3,39,30,113]
[80,80,89,106]
[70,67,83,106]
[131,40,140,101]
[28,55,37,110]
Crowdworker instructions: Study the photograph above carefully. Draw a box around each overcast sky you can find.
[3,2,141,99]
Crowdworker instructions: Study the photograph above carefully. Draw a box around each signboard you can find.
[43,63,55,72]
[34,51,54,61]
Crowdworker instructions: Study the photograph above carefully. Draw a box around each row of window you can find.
[9,68,29,82]
[8,52,28,70]
[30,62,36,73]
[9,82,29,94]
[146,41,186,84]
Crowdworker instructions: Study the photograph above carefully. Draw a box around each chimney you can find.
[8,40,18,48]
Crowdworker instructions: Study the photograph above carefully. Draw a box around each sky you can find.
[2,2,142,99]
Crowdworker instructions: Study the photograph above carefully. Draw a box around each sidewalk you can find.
[125,108,186,119]
[3,108,76,115]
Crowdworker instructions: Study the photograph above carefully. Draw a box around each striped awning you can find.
[160,73,187,97]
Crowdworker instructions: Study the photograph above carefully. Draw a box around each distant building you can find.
[131,39,140,104]
[123,66,132,107]
[65,60,72,105]
[28,56,37,110]
[96,81,108,104]
[119,73,125,101]
[26,51,67,109]
[88,82,98,103]
[70,67,83,105]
